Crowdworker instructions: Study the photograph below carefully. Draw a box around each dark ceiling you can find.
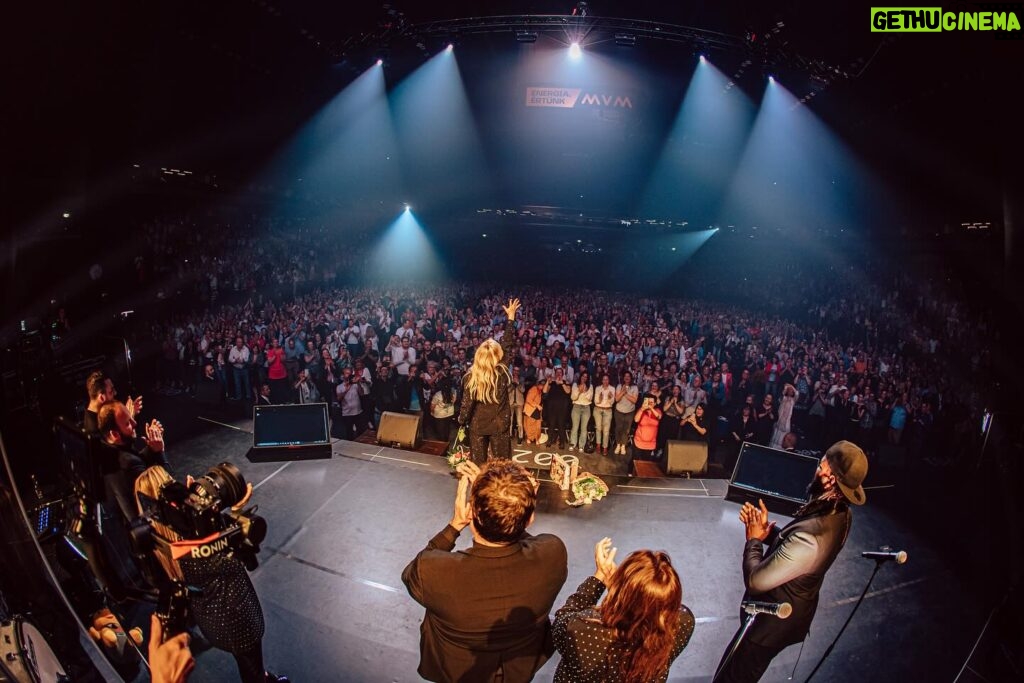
[5,1,1018,222]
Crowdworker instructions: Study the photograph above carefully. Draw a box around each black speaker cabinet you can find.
[376,411,422,449]
[665,440,708,475]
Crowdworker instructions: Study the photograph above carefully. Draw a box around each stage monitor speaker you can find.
[377,411,421,449]
[665,440,708,475]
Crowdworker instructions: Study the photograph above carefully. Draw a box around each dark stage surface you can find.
[143,405,981,682]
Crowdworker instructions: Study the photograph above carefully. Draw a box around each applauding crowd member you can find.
[402,460,568,682]
[553,538,695,682]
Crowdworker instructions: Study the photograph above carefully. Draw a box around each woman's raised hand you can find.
[502,298,521,320]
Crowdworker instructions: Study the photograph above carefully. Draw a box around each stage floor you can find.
[143,407,983,682]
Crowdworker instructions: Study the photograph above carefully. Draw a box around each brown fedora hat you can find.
[825,440,868,505]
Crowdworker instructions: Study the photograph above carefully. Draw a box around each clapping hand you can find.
[126,395,144,419]
[594,537,618,585]
[450,471,474,532]
[144,420,165,453]
[739,498,775,542]
[502,298,522,320]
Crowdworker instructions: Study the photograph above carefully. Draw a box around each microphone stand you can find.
[803,560,883,682]
[712,609,758,683]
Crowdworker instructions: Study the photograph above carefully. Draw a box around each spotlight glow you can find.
[699,54,706,62]
[376,58,383,66]
[768,75,775,82]
[569,42,582,59]
[446,43,453,51]
[404,204,411,211]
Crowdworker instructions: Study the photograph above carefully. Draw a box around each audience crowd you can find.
[140,213,990,469]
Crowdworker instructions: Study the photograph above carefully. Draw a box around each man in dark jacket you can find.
[402,460,568,682]
[715,441,868,682]
[96,401,170,522]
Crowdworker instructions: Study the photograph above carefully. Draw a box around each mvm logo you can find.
[579,93,634,109]
[526,87,633,109]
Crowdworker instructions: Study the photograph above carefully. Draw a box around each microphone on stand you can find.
[741,600,792,619]
[861,549,908,564]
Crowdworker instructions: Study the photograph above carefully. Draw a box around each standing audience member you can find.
[402,460,568,683]
[429,377,457,442]
[658,385,685,455]
[754,395,776,446]
[228,337,251,402]
[612,372,639,455]
[510,366,526,444]
[769,384,798,449]
[266,339,288,404]
[552,539,695,683]
[335,370,366,440]
[592,374,616,456]
[569,372,594,452]
[524,381,545,445]
[679,404,708,443]
[543,369,572,450]
[632,394,662,461]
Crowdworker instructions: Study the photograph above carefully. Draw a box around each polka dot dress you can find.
[552,577,695,683]
[179,548,265,654]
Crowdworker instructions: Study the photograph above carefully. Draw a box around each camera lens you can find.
[194,462,247,510]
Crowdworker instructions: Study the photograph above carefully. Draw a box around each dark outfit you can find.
[716,504,852,683]
[402,524,568,683]
[679,414,708,442]
[552,576,695,683]
[102,440,170,523]
[753,408,776,446]
[543,381,572,448]
[459,320,516,463]
[172,533,266,683]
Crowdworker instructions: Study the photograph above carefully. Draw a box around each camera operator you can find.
[96,401,169,522]
[134,466,287,683]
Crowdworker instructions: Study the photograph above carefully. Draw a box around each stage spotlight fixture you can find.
[62,212,71,219]
[404,204,411,211]
[516,31,538,43]
[446,43,453,51]
[376,58,383,66]
[614,33,636,47]
[768,75,775,82]
[569,42,582,58]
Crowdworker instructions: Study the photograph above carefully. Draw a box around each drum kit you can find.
[0,616,67,683]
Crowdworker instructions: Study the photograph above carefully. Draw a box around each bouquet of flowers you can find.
[446,426,471,470]
[567,472,609,506]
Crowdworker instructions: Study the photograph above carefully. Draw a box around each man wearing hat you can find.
[715,440,868,682]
